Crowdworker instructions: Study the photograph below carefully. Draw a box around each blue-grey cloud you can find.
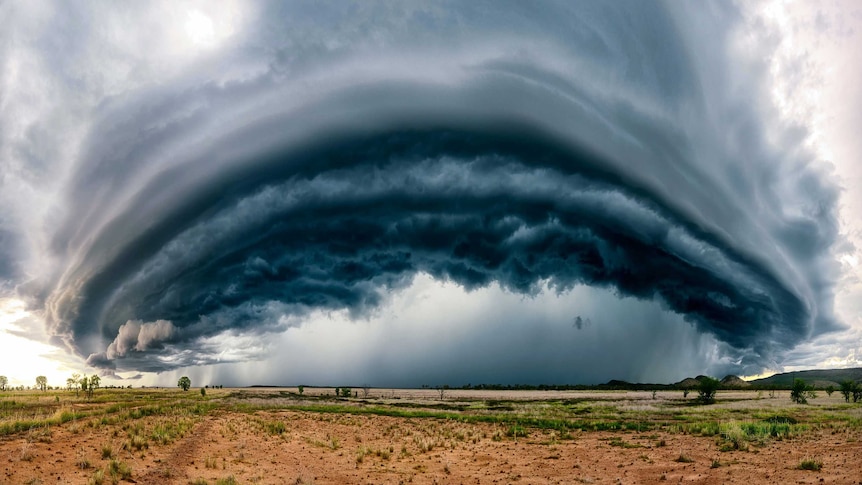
[0,1,844,379]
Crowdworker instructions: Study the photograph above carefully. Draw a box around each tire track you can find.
[136,417,214,484]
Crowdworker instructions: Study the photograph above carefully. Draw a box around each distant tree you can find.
[682,389,690,398]
[71,373,81,396]
[340,387,351,398]
[200,387,206,397]
[0,375,7,391]
[825,385,835,397]
[361,385,370,399]
[297,385,304,395]
[790,379,816,404]
[36,376,47,392]
[80,374,91,398]
[88,375,100,398]
[178,376,191,391]
[839,380,858,403]
[696,377,720,404]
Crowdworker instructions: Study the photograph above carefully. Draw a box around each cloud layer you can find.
[0,1,844,379]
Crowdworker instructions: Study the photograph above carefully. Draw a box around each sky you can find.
[0,1,861,388]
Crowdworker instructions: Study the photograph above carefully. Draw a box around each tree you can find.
[790,378,816,404]
[0,375,7,391]
[36,376,47,392]
[297,385,304,395]
[71,373,81,397]
[88,375,100,398]
[340,387,351,398]
[697,377,720,404]
[839,380,858,403]
[361,385,370,399]
[178,376,191,391]
[80,375,90,399]
[825,385,835,396]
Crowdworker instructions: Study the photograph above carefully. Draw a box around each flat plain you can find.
[1,387,861,484]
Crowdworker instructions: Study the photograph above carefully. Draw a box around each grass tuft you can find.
[797,458,822,471]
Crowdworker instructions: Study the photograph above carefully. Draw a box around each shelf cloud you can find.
[0,1,844,379]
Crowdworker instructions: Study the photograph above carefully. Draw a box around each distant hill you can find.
[748,368,862,389]
[676,378,701,389]
[720,375,750,388]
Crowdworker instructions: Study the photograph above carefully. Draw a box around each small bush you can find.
[675,453,694,463]
[798,458,822,471]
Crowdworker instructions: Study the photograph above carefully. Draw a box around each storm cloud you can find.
[0,1,844,379]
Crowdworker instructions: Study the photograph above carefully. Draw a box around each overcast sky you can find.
[1,1,861,388]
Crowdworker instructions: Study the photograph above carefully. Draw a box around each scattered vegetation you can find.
[0,380,860,483]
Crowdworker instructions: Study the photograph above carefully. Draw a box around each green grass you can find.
[264,420,287,435]
[608,437,642,448]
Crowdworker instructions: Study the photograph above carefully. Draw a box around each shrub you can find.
[340,387,352,398]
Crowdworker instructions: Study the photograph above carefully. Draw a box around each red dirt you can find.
[2,410,861,484]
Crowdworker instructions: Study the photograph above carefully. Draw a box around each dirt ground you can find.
[3,409,861,485]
